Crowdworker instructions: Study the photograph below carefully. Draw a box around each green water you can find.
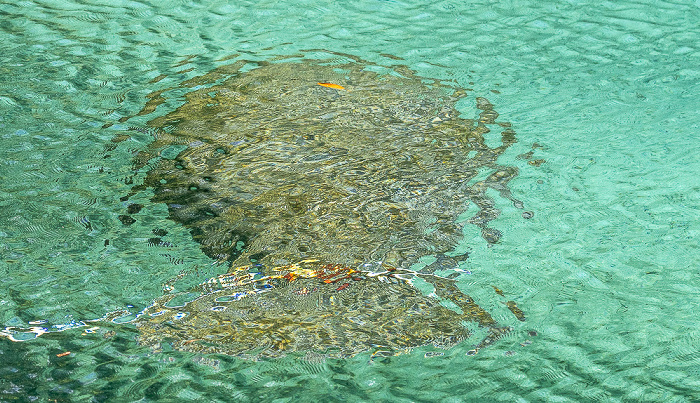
[1,0,699,401]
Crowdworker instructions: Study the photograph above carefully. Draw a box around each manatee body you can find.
[126,56,524,359]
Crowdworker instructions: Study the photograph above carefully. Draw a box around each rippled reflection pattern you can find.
[127,56,525,358]
[137,260,511,359]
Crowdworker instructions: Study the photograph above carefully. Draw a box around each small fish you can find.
[506,301,526,321]
[317,82,345,90]
[56,351,71,357]
[492,285,505,297]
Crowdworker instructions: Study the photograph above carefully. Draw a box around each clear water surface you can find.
[1,0,698,401]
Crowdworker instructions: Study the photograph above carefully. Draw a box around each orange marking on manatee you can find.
[317,82,345,90]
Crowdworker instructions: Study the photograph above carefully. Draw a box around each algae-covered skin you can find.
[126,55,524,358]
[129,57,522,270]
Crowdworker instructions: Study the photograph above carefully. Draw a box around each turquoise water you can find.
[1,0,699,401]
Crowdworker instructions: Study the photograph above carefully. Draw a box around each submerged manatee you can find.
[124,55,526,359]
